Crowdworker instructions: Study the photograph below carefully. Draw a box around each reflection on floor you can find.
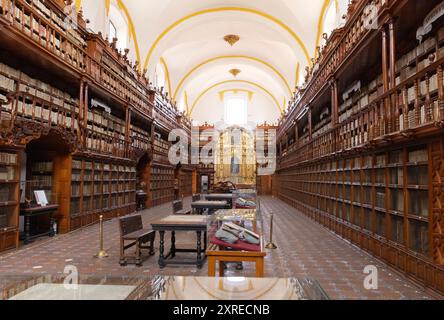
[0,196,442,300]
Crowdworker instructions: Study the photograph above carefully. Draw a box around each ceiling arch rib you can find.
[190,80,282,117]
[173,55,292,101]
[143,7,311,72]
[160,58,173,95]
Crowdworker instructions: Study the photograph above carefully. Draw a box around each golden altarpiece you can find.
[214,126,256,186]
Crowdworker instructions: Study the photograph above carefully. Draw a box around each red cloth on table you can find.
[210,236,261,252]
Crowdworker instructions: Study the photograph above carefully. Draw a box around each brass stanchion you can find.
[94,215,109,258]
[265,211,277,250]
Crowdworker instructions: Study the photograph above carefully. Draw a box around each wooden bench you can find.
[206,243,266,277]
[119,214,156,266]
[173,200,191,215]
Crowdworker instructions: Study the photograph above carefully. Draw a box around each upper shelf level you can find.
[0,0,185,126]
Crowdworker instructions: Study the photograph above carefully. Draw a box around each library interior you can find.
[0,0,444,300]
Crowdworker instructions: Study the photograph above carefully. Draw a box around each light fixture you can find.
[224,34,240,46]
[229,69,241,77]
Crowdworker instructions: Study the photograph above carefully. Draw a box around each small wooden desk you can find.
[151,215,208,269]
[191,200,230,215]
[20,204,59,245]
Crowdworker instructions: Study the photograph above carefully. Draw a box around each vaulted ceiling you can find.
[79,0,348,124]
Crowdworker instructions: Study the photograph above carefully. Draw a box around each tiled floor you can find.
[0,196,442,300]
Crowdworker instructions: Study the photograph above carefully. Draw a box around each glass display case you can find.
[1,274,329,300]
[232,189,258,209]
[151,276,330,300]
[207,209,264,253]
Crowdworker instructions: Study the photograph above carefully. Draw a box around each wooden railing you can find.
[279,58,444,169]
[279,0,393,139]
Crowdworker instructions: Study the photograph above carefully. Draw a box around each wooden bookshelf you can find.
[0,149,20,252]
[178,167,193,199]
[149,164,175,207]
[275,0,444,294]
[69,157,136,231]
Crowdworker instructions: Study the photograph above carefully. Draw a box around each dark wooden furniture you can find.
[20,204,59,245]
[172,200,191,215]
[119,214,155,266]
[191,200,230,215]
[151,215,208,269]
[136,191,147,211]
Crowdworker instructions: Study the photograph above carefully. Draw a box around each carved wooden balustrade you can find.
[279,57,444,170]
[279,0,392,139]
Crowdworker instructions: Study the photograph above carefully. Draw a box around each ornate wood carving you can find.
[431,140,444,265]
[0,119,78,152]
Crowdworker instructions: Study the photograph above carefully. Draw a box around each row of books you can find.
[0,213,7,228]
[87,110,126,132]
[0,153,17,165]
[0,185,13,202]
[407,148,428,163]
[32,161,53,172]
[0,167,17,181]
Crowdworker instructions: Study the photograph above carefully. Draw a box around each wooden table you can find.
[191,200,230,215]
[20,204,59,245]
[151,215,208,269]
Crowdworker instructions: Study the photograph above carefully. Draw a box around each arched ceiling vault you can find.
[79,0,346,124]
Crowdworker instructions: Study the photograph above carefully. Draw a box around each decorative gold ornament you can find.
[224,34,240,46]
[229,69,241,77]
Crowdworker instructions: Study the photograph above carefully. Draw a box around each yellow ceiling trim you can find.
[174,55,291,100]
[160,57,173,96]
[218,89,254,102]
[184,91,190,114]
[315,0,339,57]
[143,7,311,71]
[295,62,300,89]
[105,0,111,16]
[189,80,282,117]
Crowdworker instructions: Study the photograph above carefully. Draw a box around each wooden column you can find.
[78,80,84,143]
[294,122,299,147]
[389,19,396,90]
[330,79,339,127]
[382,26,389,92]
[83,82,89,148]
[125,106,132,157]
[308,108,313,141]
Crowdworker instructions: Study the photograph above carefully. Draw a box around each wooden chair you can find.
[172,200,191,215]
[119,214,156,266]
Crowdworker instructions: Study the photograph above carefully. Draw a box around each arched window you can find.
[109,21,117,40]
[108,5,128,52]
[225,93,247,125]
[155,63,166,91]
